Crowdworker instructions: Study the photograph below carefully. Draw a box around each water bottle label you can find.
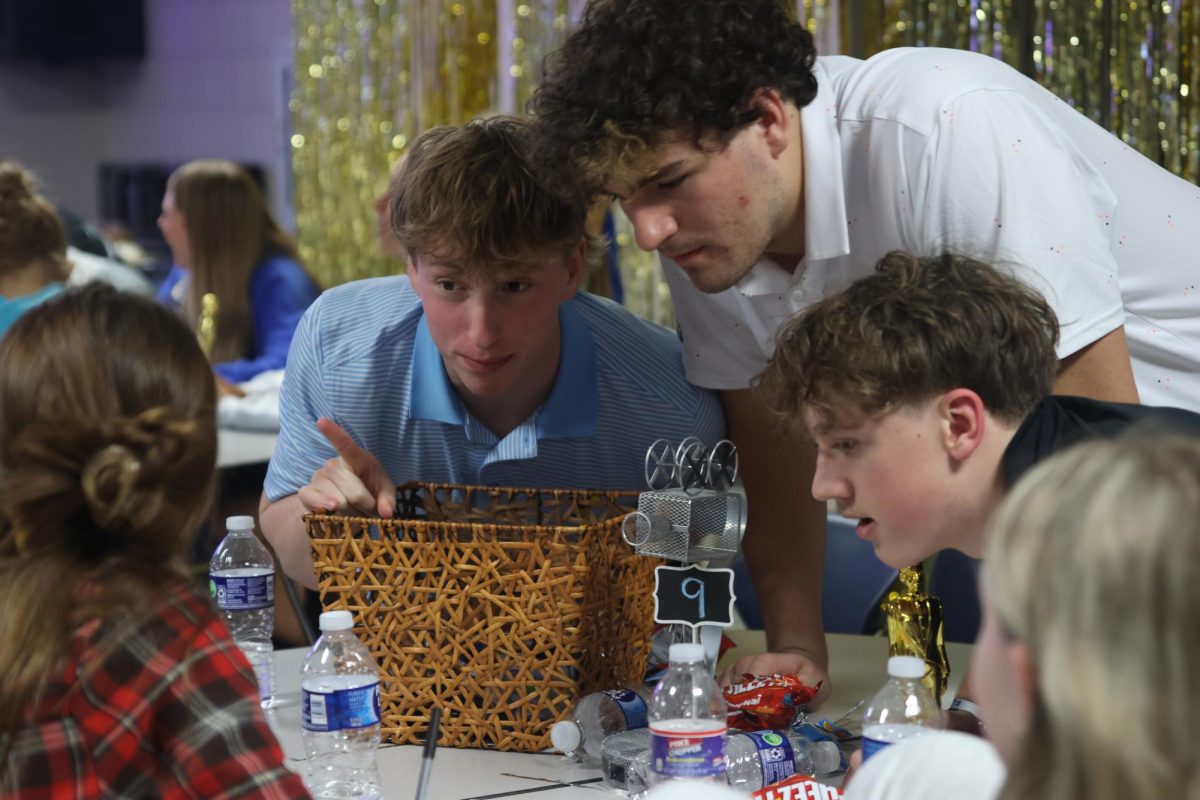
[861,736,890,762]
[650,723,727,780]
[744,730,797,784]
[210,572,274,611]
[302,681,381,732]
[602,689,648,730]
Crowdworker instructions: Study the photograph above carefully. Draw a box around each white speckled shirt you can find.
[666,47,1200,410]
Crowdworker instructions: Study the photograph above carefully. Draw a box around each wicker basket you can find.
[306,482,657,751]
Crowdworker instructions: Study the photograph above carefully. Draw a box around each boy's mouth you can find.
[855,517,877,540]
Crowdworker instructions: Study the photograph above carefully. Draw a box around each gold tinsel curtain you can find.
[292,0,1200,321]
[290,0,581,288]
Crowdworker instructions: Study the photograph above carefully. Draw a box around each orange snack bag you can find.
[724,673,823,731]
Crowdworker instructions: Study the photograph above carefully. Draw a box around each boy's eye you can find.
[434,279,459,292]
[656,175,687,190]
[831,440,858,454]
[501,281,530,293]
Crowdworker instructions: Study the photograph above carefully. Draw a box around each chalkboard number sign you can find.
[653,565,736,628]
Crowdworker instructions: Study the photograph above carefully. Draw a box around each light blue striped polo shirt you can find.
[263,275,725,499]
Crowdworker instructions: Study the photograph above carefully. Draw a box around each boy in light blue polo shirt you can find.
[260,117,725,588]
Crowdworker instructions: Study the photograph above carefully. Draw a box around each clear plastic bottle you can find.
[724,730,842,791]
[550,686,652,765]
[647,642,728,786]
[209,515,275,707]
[301,610,382,800]
[861,655,944,762]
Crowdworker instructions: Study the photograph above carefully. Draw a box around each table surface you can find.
[217,427,278,469]
[265,631,972,799]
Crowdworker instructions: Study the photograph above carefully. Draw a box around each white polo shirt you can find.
[666,47,1200,410]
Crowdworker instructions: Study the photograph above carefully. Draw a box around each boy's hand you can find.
[297,418,396,518]
[718,649,832,708]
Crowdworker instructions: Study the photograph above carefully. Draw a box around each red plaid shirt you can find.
[2,580,309,799]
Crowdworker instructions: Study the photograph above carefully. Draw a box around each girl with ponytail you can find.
[0,285,308,797]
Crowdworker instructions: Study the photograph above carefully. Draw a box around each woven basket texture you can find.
[307,481,656,751]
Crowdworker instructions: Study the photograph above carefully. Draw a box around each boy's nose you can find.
[811,464,850,504]
[467,299,502,349]
[628,205,678,253]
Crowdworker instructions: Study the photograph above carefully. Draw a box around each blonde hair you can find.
[984,436,1200,800]
[0,161,68,281]
[167,160,312,362]
[0,285,217,736]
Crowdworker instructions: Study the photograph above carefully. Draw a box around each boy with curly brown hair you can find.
[758,250,1200,570]
[531,0,1200,695]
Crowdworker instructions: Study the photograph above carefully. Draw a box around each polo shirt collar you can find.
[410,315,465,425]
[535,298,596,439]
[408,300,597,439]
[799,59,851,262]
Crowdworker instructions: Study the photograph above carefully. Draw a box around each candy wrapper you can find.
[752,774,843,800]
[724,673,822,731]
[883,565,949,703]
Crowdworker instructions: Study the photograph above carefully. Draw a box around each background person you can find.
[0,161,68,336]
[157,159,321,389]
[0,285,307,798]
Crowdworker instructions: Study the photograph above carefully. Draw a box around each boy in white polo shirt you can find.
[531,0,1200,697]
[260,117,724,589]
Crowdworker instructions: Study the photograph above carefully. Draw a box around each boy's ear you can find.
[749,87,791,159]
[939,388,987,462]
[562,239,587,298]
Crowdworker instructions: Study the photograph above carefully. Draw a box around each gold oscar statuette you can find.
[198,292,218,359]
[881,565,949,703]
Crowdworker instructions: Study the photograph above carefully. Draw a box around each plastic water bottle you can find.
[209,515,275,707]
[724,730,842,791]
[551,686,652,765]
[648,642,728,786]
[861,655,943,762]
[301,610,382,800]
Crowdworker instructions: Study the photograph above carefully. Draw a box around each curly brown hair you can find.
[757,251,1060,435]
[530,0,819,205]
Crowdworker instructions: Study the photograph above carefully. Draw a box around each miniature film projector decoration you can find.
[622,437,746,634]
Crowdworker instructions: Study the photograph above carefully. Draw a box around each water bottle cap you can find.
[226,515,255,531]
[319,610,354,631]
[887,655,927,679]
[811,739,841,775]
[549,720,581,753]
[668,643,705,663]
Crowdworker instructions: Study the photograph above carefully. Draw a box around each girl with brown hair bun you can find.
[0,285,309,797]
[0,161,68,336]
[156,159,320,391]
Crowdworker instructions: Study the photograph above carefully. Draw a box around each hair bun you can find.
[2,406,207,556]
[0,162,38,205]
[81,443,147,529]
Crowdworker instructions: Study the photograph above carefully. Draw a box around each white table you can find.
[217,427,278,469]
[266,632,972,799]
